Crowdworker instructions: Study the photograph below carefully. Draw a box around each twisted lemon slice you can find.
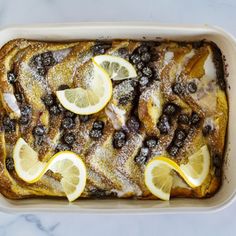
[13,138,86,202]
[144,145,210,200]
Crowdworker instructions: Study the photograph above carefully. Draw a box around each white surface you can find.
[0,0,235,235]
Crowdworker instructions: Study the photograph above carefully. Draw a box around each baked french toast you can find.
[0,39,228,200]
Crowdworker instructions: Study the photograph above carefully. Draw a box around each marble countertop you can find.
[0,0,235,235]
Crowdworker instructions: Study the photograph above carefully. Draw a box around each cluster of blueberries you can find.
[43,92,82,151]
[32,51,55,76]
[130,44,157,90]
[134,137,158,165]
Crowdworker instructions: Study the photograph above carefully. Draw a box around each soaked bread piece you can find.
[0,39,227,200]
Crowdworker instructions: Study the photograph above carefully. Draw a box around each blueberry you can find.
[119,95,131,105]
[138,45,149,54]
[176,130,186,140]
[58,104,65,112]
[139,76,149,87]
[93,45,105,54]
[178,114,189,124]
[93,120,104,130]
[118,47,129,57]
[113,131,126,148]
[168,145,179,157]
[79,115,90,123]
[20,105,31,116]
[191,113,201,125]
[42,52,55,67]
[157,115,170,134]
[61,117,74,129]
[58,84,70,90]
[127,116,140,132]
[137,71,143,78]
[130,53,141,64]
[163,103,177,116]
[65,111,75,118]
[42,56,55,67]
[213,154,221,168]
[33,125,45,136]
[172,83,184,95]
[33,55,42,67]
[7,72,17,84]
[42,51,53,59]
[113,138,126,149]
[89,129,103,139]
[114,130,126,140]
[90,188,107,198]
[136,61,145,70]
[56,143,71,151]
[174,139,184,148]
[145,137,158,148]
[202,125,213,136]
[19,115,29,125]
[141,52,151,62]
[134,155,147,165]
[188,82,197,93]
[92,43,110,55]
[64,132,76,145]
[49,105,61,116]
[37,67,47,76]
[142,67,153,78]
[35,136,44,146]
[15,93,23,103]
[5,157,14,171]
[43,95,54,106]
[139,147,149,157]
[3,116,16,132]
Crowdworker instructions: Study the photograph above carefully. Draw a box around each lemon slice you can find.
[93,55,137,80]
[47,151,87,202]
[144,145,210,200]
[13,138,47,183]
[56,61,112,115]
[179,145,210,187]
[13,138,87,201]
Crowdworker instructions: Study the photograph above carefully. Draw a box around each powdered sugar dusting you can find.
[3,93,21,116]
[105,103,127,129]
[21,62,51,93]
[190,52,217,114]
[113,169,142,197]
[41,175,64,194]
[140,81,160,101]
[164,51,174,65]
[52,48,72,63]
[113,79,135,101]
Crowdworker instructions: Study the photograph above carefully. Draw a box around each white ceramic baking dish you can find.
[0,23,235,214]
